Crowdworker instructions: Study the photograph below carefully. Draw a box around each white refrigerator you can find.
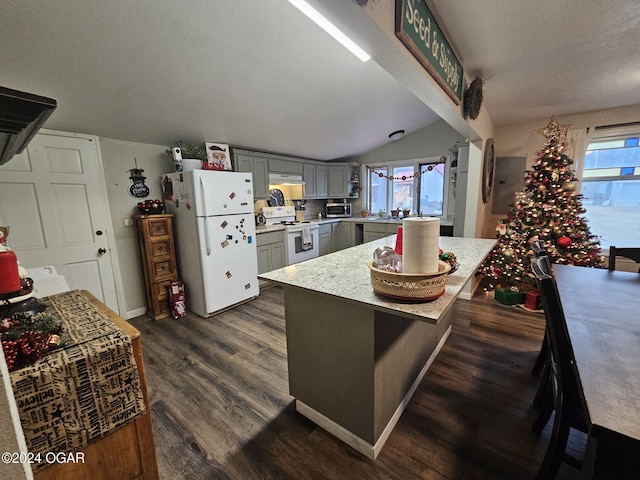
[163,170,258,317]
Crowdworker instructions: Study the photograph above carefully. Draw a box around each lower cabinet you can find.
[334,221,355,251]
[363,222,399,243]
[319,223,333,256]
[256,231,286,284]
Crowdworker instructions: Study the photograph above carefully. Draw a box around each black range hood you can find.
[0,86,57,165]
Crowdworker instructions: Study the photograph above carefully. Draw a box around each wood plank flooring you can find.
[129,285,586,479]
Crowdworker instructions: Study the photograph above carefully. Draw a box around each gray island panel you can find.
[259,235,496,459]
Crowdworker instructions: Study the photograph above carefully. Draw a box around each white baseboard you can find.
[125,307,146,319]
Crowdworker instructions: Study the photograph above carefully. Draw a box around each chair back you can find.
[608,246,640,272]
[531,257,580,410]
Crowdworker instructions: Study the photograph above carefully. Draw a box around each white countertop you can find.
[259,235,496,324]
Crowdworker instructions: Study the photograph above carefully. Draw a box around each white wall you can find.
[99,138,174,318]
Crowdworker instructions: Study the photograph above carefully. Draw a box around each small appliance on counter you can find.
[325,201,352,218]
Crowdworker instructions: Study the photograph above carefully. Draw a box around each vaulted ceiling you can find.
[2,0,638,161]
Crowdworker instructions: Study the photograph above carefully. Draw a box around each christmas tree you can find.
[478,117,603,285]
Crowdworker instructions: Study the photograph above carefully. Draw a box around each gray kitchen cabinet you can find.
[318,223,333,256]
[268,158,303,174]
[304,163,327,199]
[362,222,400,243]
[328,164,349,198]
[256,231,286,283]
[363,222,387,243]
[234,151,269,199]
[303,163,316,197]
[316,165,328,198]
[334,221,355,251]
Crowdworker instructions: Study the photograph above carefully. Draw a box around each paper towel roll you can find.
[402,217,440,274]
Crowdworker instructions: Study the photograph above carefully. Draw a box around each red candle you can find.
[0,251,21,295]
[395,226,403,255]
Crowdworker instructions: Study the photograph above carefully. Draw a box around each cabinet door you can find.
[316,165,328,198]
[328,165,348,198]
[235,153,253,173]
[303,163,316,198]
[270,242,286,270]
[269,158,303,174]
[363,232,386,243]
[334,222,354,251]
[256,244,271,274]
[253,158,269,199]
[319,232,332,256]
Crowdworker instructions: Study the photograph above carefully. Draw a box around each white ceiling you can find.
[2,0,639,161]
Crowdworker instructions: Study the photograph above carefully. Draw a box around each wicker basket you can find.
[369,260,451,301]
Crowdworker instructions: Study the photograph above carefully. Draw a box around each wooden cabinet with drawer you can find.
[134,214,178,320]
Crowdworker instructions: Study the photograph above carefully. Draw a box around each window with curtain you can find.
[579,127,640,250]
[367,156,449,218]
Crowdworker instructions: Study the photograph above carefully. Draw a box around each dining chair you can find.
[608,246,640,273]
[531,255,588,479]
[530,241,549,378]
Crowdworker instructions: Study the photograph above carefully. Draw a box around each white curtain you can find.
[565,127,594,181]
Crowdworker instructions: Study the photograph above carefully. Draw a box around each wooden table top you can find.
[553,265,640,443]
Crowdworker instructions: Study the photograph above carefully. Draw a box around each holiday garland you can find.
[367,159,445,181]
[1,311,65,371]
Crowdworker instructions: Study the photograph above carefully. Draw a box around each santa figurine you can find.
[0,227,32,295]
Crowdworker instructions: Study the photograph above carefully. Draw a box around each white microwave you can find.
[325,202,352,218]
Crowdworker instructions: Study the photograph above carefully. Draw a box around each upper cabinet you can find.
[235,149,351,201]
[328,164,349,198]
[234,151,269,199]
[304,163,327,199]
[268,158,303,174]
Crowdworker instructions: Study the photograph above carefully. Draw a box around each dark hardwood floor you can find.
[130,284,586,479]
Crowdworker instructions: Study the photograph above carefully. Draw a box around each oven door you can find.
[286,226,319,264]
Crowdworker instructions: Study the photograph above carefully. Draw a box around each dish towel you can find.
[301,226,312,250]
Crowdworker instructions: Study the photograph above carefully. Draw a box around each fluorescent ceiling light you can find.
[288,0,371,62]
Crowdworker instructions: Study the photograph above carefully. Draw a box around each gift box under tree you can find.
[495,286,525,305]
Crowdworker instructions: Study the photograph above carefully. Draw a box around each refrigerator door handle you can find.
[199,177,208,217]
[204,216,212,256]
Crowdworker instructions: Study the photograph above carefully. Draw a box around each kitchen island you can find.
[259,235,495,459]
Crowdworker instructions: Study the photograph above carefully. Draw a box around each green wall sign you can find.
[395,0,463,104]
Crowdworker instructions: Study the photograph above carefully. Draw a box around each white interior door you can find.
[0,131,119,311]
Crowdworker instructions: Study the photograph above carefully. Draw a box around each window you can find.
[367,156,449,218]
[580,129,640,250]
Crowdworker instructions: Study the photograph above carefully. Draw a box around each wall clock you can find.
[482,138,495,204]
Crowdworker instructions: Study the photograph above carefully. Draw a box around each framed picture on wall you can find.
[205,142,232,171]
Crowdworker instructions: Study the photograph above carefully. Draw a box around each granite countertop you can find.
[259,235,496,324]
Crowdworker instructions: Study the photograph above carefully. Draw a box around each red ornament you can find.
[557,236,572,249]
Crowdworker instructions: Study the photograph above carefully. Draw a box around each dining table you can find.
[553,264,640,478]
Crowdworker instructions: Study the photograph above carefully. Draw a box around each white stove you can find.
[261,206,319,264]
[262,206,295,224]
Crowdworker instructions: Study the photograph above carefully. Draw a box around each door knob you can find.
[98,248,107,255]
